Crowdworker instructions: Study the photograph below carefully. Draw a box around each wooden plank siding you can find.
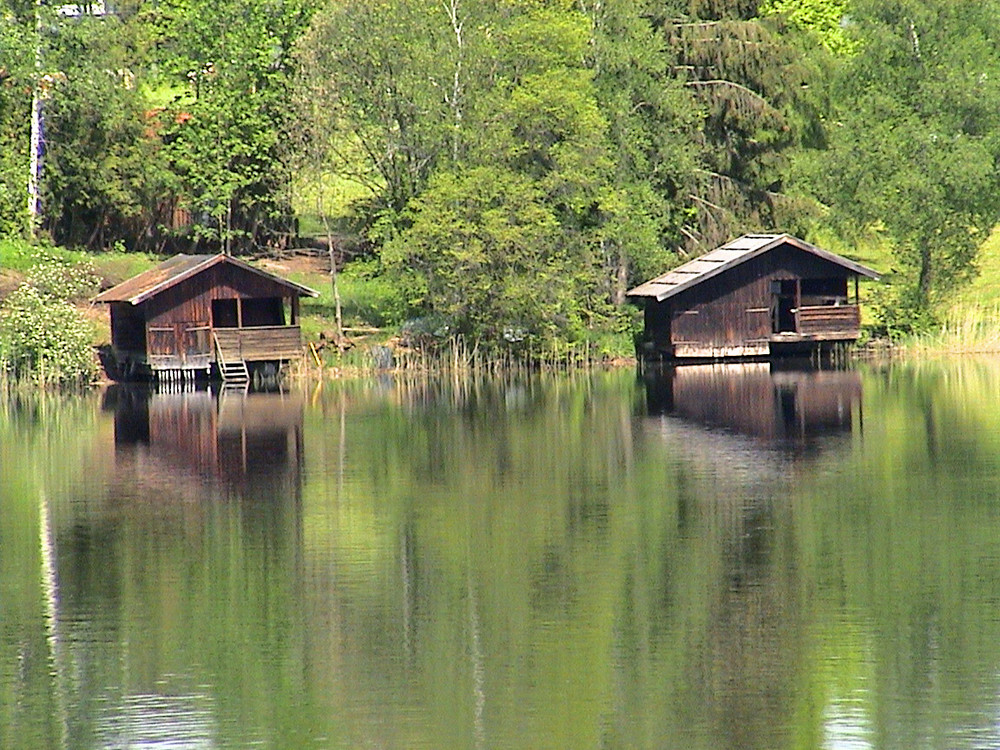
[214,327,304,362]
[140,264,301,371]
[629,234,879,361]
[795,305,860,335]
[95,254,318,380]
[141,264,292,331]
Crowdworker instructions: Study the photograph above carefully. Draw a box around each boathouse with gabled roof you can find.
[627,233,880,360]
[94,254,318,384]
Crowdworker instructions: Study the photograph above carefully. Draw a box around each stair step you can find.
[219,359,250,384]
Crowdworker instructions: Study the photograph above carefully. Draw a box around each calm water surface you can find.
[4,360,1000,749]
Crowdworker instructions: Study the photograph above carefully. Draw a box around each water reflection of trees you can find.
[299,372,820,748]
[10,365,1000,748]
[30,387,309,749]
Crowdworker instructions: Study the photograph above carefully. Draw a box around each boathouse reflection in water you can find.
[640,362,865,747]
[103,385,305,493]
[36,387,310,747]
[643,361,863,442]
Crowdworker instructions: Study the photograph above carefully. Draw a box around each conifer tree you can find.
[655,0,817,253]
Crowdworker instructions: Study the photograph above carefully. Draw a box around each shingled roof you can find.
[627,234,879,303]
[93,254,318,305]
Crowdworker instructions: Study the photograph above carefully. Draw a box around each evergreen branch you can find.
[684,79,768,105]
[694,168,782,198]
[688,192,728,213]
[667,20,727,27]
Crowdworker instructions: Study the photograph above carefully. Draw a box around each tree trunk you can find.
[322,213,345,353]
[917,241,933,309]
[613,246,628,307]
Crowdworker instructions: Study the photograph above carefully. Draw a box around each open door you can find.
[771,279,798,333]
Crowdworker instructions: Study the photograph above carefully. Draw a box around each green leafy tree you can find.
[383,166,571,342]
[41,13,166,250]
[0,0,36,236]
[378,4,625,349]
[760,0,854,54]
[809,0,1000,331]
[579,0,699,302]
[158,0,317,253]
[295,0,487,225]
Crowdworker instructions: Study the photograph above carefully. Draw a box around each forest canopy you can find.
[2,0,999,345]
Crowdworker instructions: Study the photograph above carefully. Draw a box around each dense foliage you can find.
[0,257,99,386]
[3,0,1000,348]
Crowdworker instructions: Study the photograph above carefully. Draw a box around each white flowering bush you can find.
[25,256,101,301]
[0,284,97,386]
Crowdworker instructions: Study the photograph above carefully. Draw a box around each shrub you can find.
[0,284,98,386]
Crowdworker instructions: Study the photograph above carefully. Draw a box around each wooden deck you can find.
[143,325,304,372]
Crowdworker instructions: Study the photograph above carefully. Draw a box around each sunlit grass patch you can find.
[952,226,1000,310]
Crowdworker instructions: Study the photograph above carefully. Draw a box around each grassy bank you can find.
[893,307,1000,357]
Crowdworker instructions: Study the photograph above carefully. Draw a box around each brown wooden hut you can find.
[628,234,880,360]
[94,254,318,383]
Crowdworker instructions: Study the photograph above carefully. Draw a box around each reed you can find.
[898,305,1000,356]
[299,334,623,380]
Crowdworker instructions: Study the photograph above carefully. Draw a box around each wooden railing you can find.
[795,305,861,335]
[213,326,304,362]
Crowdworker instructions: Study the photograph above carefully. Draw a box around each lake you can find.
[3,359,1000,749]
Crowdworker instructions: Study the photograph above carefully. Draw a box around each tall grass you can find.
[293,333,631,380]
[899,305,1000,356]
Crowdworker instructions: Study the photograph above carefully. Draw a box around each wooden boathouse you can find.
[94,254,318,384]
[628,234,880,360]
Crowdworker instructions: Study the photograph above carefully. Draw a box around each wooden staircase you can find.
[220,359,249,386]
[214,332,250,388]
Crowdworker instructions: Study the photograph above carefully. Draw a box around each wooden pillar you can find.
[794,279,801,332]
[854,275,859,304]
[291,296,299,325]
[236,298,243,328]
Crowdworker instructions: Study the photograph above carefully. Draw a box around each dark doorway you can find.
[771,280,797,333]
[242,298,285,327]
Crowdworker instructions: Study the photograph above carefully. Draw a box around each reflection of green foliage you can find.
[0,391,105,749]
